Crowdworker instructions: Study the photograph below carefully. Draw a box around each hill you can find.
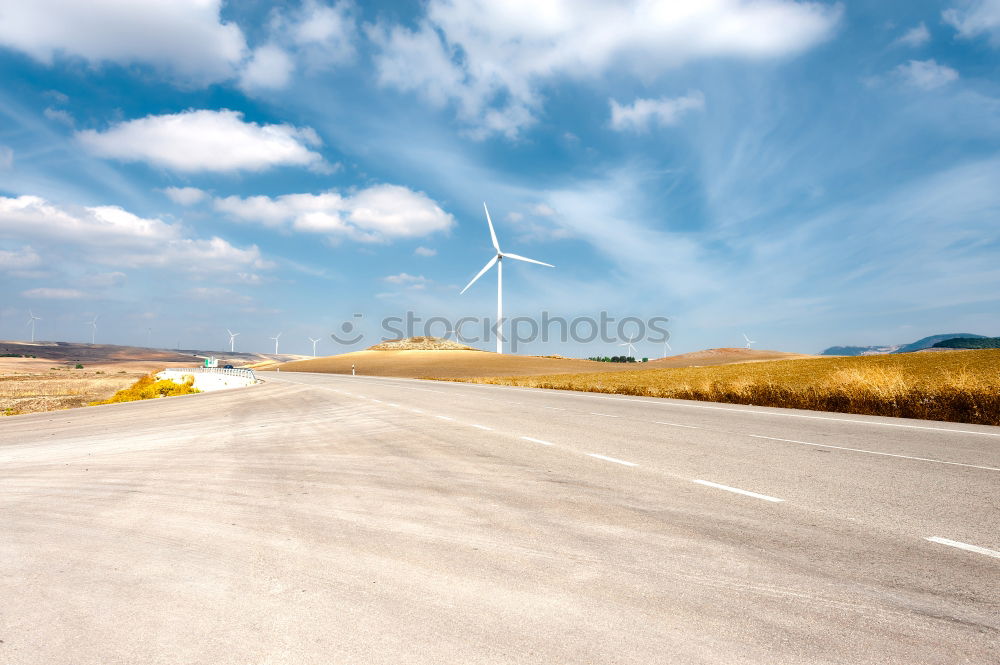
[891,333,986,353]
[932,336,1000,350]
[281,347,816,379]
[820,333,986,356]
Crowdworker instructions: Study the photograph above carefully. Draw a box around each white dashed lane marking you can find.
[926,537,1000,559]
[587,453,637,467]
[692,479,783,503]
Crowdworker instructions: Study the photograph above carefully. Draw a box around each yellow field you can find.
[461,349,1000,426]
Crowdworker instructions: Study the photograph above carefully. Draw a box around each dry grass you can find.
[89,372,199,405]
[0,353,201,417]
[1,369,144,416]
[460,349,1000,426]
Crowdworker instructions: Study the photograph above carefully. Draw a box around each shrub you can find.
[90,372,199,405]
[75,363,83,369]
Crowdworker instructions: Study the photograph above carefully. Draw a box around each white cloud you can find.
[0,0,246,85]
[383,272,429,289]
[610,92,706,132]
[414,246,437,257]
[370,0,841,136]
[893,22,931,48]
[162,186,208,206]
[21,287,84,299]
[239,44,295,91]
[0,246,41,270]
[894,59,959,90]
[0,145,12,169]
[0,195,268,271]
[944,0,1000,46]
[77,109,325,173]
[215,184,454,241]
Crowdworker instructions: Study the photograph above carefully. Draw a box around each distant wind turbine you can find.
[227,329,240,352]
[146,327,152,348]
[620,335,638,359]
[308,336,320,358]
[26,310,40,342]
[270,332,282,355]
[87,315,99,344]
[662,339,672,358]
[743,333,756,349]
[460,202,554,354]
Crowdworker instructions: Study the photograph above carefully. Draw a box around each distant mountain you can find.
[820,345,901,356]
[820,333,987,356]
[891,333,986,353]
[932,337,1000,350]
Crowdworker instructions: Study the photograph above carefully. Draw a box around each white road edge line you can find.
[692,479,784,503]
[748,434,1000,472]
[925,537,1000,559]
[470,424,492,431]
[435,415,455,421]
[589,413,619,418]
[588,453,637,467]
[521,436,554,446]
[654,421,700,429]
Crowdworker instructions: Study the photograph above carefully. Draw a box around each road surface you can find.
[1,371,997,664]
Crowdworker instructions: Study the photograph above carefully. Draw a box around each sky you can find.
[1,0,999,358]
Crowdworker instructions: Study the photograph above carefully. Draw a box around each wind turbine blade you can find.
[460,255,498,294]
[501,252,554,268]
[483,202,500,252]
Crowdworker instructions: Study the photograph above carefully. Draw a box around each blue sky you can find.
[1,0,999,357]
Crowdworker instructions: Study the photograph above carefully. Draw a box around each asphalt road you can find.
[1,371,997,664]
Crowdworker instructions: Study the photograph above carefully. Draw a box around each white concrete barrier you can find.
[157,367,259,392]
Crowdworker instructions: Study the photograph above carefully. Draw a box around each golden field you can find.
[461,349,1000,426]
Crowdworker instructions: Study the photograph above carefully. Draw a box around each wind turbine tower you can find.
[461,202,554,354]
[743,333,756,350]
[87,315,99,344]
[308,336,320,358]
[663,339,672,358]
[270,332,282,355]
[26,310,40,342]
[227,329,240,353]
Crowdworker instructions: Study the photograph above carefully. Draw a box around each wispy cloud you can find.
[894,59,959,90]
[609,92,705,132]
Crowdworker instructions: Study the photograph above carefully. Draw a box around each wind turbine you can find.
[227,329,240,352]
[460,202,554,354]
[270,332,282,355]
[308,336,320,358]
[619,334,638,359]
[743,333,756,350]
[146,327,152,348]
[87,315,98,344]
[26,310,41,342]
[663,339,672,358]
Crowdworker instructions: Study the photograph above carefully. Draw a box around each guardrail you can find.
[166,367,258,381]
